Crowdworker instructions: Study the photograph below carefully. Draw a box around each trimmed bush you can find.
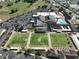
[7,2,13,7]
[0,5,2,9]
[42,5,47,9]
[9,9,18,14]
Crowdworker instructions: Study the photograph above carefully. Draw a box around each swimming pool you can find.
[57,19,67,24]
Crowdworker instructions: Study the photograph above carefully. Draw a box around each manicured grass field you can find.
[0,0,48,20]
[50,33,69,48]
[9,32,29,47]
[30,33,48,47]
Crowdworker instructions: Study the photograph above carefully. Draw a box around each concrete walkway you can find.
[25,32,32,49]
[47,32,52,48]
[30,47,49,51]
[4,31,14,48]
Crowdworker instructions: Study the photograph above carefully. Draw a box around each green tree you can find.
[77,1,79,5]
[35,51,41,56]
[15,0,21,3]
[41,5,47,9]
[23,0,38,3]
[0,5,2,9]
[58,7,65,12]
[7,2,13,7]
[9,8,18,14]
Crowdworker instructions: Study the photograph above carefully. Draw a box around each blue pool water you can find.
[57,19,67,24]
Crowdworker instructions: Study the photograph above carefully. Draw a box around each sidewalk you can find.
[25,32,32,49]
[47,32,52,48]
[4,31,14,48]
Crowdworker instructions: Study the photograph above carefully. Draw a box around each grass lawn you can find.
[50,33,70,48]
[30,33,48,47]
[9,32,29,47]
[0,0,48,20]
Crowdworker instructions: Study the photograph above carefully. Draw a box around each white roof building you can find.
[0,0,5,2]
[70,4,79,9]
[71,34,79,50]
[34,12,65,19]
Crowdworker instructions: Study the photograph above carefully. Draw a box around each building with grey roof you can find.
[33,11,72,32]
[46,49,78,59]
[14,53,33,59]
[48,0,79,4]
[39,16,46,22]
[69,0,79,4]
[48,0,66,4]
[34,19,47,33]
[36,20,44,27]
